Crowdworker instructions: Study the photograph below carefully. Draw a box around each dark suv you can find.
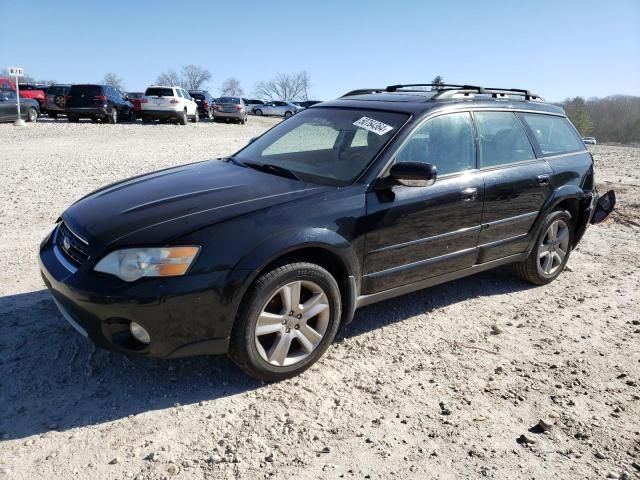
[39,83,615,381]
[65,84,135,123]
[189,90,216,120]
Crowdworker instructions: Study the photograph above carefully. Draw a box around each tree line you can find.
[562,95,640,143]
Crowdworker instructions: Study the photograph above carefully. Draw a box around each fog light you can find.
[130,322,150,344]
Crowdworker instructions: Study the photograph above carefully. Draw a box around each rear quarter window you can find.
[519,113,586,156]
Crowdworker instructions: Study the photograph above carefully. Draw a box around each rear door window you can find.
[474,112,536,168]
[395,112,476,176]
[519,113,586,155]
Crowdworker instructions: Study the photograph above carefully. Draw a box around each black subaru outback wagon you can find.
[39,83,615,380]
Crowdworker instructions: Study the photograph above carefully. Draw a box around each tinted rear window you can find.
[218,97,241,104]
[519,113,586,156]
[69,85,103,96]
[145,87,174,97]
[190,93,205,100]
[127,92,143,99]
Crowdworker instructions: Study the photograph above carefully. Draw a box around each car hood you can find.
[63,160,330,248]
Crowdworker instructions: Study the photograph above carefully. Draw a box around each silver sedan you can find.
[252,101,303,118]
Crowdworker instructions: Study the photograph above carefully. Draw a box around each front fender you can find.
[220,228,361,333]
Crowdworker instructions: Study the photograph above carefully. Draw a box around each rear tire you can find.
[107,108,118,124]
[284,111,292,118]
[180,109,188,125]
[26,107,38,122]
[255,109,263,116]
[228,262,342,381]
[515,209,573,285]
[191,109,199,123]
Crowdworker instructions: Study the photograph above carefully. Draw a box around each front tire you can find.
[191,109,199,123]
[515,209,573,285]
[228,262,342,381]
[284,111,292,118]
[254,109,263,116]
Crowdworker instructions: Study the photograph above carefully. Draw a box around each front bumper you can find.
[38,227,233,358]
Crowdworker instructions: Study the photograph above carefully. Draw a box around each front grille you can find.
[56,222,89,265]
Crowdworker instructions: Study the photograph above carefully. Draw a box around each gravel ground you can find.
[0,119,638,480]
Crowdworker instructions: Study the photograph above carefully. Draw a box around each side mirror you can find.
[390,162,437,187]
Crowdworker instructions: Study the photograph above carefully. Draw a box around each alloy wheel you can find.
[538,219,570,275]
[254,280,330,367]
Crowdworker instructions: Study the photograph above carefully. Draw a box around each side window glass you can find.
[475,112,535,167]
[519,113,585,156]
[395,112,476,176]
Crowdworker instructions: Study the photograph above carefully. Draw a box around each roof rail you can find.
[341,88,386,97]
[385,83,483,92]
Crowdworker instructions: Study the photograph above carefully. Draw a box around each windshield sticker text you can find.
[353,117,394,136]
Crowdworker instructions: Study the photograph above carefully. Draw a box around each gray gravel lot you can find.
[0,119,638,479]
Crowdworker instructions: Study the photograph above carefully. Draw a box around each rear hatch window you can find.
[145,87,174,97]
[190,93,205,100]
[67,85,104,107]
[218,97,241,104]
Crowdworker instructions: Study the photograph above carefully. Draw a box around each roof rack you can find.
[342,83,543,101]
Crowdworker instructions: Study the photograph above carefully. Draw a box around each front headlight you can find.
[94,246,200,282]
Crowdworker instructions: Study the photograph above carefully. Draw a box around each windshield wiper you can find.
[244,161,300,180]
[221,156,246,167]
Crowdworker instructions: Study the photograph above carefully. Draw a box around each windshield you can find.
[235,108,409,186]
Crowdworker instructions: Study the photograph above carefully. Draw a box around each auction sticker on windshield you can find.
[353,116,394,136]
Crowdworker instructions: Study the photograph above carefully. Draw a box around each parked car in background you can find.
[0,90,39,123]
[213,96,247,124]
[141,85,199,125]
[65,84,135,123]
[45,84,71,118]
[582,136,597,145]
[0,77,46,111]
[293,100,323,109]
[38,82,616,381]
[126,92,144,118]
[189,90,216,120]
[253,100,303,118]
[243,99,265,114]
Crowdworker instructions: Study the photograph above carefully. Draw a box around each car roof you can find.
[316,85,565,116]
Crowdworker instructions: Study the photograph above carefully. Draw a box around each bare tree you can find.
[431,75,445,90]
[156,69,184,88]
[254,71,311,101]
[220,77,244,96]
[181,65,212,91]
[103,72,124,90]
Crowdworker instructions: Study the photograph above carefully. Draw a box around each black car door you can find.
[362,111,484,294]
[473,111,553,263]
[0,90,17,121]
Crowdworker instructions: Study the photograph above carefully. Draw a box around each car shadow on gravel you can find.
[339,266,533,340]
[0,290,260,440]
[0,267,531,440]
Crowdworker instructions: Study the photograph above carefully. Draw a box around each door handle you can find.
[536,174,550,185]
[461,187,478,201]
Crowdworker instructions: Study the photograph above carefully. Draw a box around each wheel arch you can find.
[226,229,360,329]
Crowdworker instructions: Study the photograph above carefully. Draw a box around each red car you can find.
[0,77,46,111]
[126,92,144,118]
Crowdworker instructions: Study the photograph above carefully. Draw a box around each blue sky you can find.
[2,0,639,101]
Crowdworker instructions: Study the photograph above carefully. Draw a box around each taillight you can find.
[203,101,209,108]
[65,95,72,102]
[170,99,180,104]
[235,105,242,111]
[95,95,107,102]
